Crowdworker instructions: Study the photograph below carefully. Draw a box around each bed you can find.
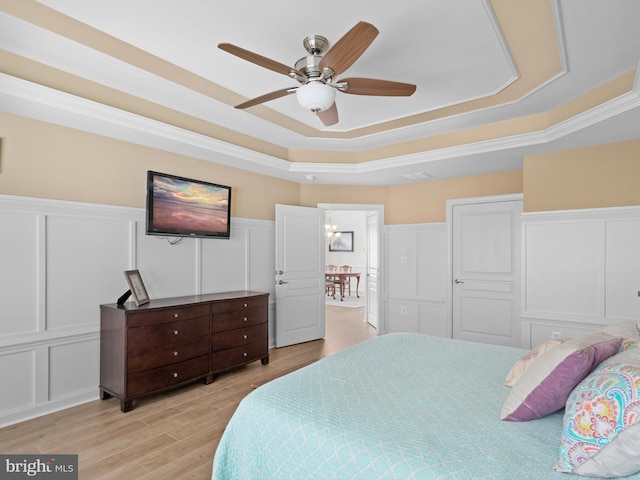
[211,332,640,480]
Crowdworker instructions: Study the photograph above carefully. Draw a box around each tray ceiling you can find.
[1,0,639,184]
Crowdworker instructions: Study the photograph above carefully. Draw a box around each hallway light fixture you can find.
[324,216,341,238]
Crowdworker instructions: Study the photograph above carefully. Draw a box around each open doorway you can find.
[319,204,383,333]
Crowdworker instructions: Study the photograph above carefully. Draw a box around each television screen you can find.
[146,170,232,239]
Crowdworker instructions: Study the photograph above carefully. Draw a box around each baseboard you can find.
[0,389,99,428]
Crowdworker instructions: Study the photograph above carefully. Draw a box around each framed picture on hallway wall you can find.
[329,231,354,252]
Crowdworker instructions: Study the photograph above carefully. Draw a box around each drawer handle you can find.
[173,372,178,378]
[243,303,248,308]
[172,330,179,335]
[173,313,179,318]
[243,317,248,322]
[243,352,248,357]
[172,351,179,356]
[243,335,248,339]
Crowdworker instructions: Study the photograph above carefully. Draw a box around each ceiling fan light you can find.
[296,82,336,112]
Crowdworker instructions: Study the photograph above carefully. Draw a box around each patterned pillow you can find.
[504,338,567,387]
[555,348,640,477]
[500,332,622,422]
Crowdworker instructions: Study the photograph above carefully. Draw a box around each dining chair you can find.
[325,265,338,297]
[339,265,352,296]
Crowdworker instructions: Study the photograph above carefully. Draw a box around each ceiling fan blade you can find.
[219,43,302,77]
[338,78,416,96]
[235,88,297,109]
[319,22,379,77]
[317,102,339,126]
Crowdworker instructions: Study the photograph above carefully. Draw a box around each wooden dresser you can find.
[100,291,269,412]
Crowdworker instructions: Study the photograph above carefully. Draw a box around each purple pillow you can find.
[501,332,622,421]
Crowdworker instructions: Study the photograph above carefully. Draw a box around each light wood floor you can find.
[0,306,375,480]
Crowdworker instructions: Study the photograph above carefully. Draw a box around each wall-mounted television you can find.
[146,170,232,239]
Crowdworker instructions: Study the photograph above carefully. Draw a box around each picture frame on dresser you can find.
[124,269,150,306]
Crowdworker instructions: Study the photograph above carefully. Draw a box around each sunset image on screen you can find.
[152,176,229,233]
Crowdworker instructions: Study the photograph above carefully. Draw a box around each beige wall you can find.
[300,171,523,225]
[0,112,300,220]
[388,170,523,224]
[524,140,640,212]
[299,184,390,210]
[2,113,638,223]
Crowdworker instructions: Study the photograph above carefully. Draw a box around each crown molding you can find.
[1,68,639,184]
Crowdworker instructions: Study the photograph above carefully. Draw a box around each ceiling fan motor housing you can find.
[294,55,324,80]
[295,35,334,83]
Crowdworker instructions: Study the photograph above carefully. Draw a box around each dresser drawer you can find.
[210,295,268,315]
[210,341,268,372]
[128,335,209,373]
[127,355,209,397]
[128,316,209,348]
[128,304,209,327]
[212,323,267,351]
[211,307,267,332]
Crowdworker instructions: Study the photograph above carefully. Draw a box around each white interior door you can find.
[366,211,379,329]
[452,199,522,347]
[275,204,325,348]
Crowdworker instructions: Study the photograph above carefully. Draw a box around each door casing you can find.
[319,203,384,335]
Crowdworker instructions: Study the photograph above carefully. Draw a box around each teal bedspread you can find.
[211,333,640,479]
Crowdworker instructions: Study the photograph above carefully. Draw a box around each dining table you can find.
[325,271,361,301]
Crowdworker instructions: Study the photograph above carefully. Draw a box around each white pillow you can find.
[504,338,566,387]
[600,321,640,350]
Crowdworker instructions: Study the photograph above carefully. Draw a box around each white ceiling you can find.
[1,0,640,185]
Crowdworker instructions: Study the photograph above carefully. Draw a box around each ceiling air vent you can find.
[400,172,431,182]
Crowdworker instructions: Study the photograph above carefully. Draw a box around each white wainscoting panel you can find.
[47,215,131,331]
[419,303,448,337]
[386,301,418,333]
[521,206,640,347]
[385,223,448,336]
[0,211,39,337]
[0,350,36,412]
[523,221,603,320]
[0,194,276,427]
[202,226,248,292]
[386,230,417,299]
[526,322,597,349]
[49,338,100,401]
[136,224,198,299]
[605,219,640,321]
[417,228,448,300]
[246,221,276,295]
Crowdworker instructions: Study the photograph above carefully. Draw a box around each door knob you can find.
[454,279,464,284]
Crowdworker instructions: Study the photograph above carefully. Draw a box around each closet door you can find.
[451,199,522,347]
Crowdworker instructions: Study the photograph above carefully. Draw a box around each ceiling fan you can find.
[218,21,416,126]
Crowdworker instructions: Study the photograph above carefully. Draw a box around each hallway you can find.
[324,305,376,355]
